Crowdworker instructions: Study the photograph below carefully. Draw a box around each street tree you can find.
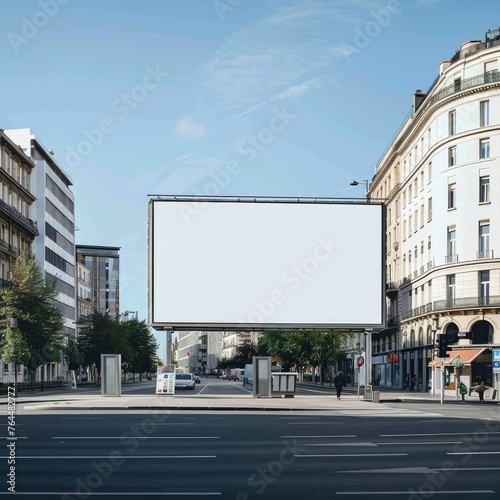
[1,326,31,396]
[77,311,132,383]
[121,317,159,381]
[0,254,64,390]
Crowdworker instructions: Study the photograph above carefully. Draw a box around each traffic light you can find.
[437,333,451,358]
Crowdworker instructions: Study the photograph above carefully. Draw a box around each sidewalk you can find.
[3,380,496,412]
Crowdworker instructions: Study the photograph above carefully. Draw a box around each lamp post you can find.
[350,179,369,197]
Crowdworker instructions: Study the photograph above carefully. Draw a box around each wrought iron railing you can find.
[0,198,38,235]
[401,295,500,321]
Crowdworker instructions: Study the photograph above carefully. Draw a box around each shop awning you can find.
[428,348,488,367]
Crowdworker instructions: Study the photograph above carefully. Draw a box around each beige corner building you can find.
[369,29,500,397]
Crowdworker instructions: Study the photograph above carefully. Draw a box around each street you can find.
[3,381,500,500]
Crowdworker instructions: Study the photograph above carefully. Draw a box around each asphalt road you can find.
[3,408,500,499]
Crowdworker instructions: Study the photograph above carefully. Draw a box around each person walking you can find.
[459,381,468,402]
[334,370,345,400]
[474,380,487,402]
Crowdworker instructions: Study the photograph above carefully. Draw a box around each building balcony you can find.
[386,281,399,299]
[401,295,500,321]
[445,254,458,264]
[0,198,39,237]
[477,250,494,259]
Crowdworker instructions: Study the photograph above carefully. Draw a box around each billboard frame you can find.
[148,195,386,332]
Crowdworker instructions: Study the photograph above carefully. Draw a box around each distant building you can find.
[76,245,120,319]
[369,28,500,395]
[5,129,76,344]
[176,331,225,374]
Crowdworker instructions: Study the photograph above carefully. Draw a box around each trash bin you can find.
[364,384,372,400]
[372,391,381,403]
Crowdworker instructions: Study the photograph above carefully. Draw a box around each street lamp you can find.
[350,180,369,198]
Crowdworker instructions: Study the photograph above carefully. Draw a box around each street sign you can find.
[456,331,472,339]
[493,350,500,361]
[493,361,500,374]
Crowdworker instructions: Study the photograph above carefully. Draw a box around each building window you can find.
[480,100,490,127]
[479,221,490,258]
[449,147,456,167]
[408,215,412,237]
[409,183,412,199]
[427,197,432,221]
[448,183,456,210]
[447,227,456,262]
[428,161,432,181]
[447,275,456,306]
[414,178,418,196]
[480,175,490,203]
[480,271,490,305]
[454,78,461,92]
[449,110,456,135]
[420,204,425,228]
[480,139,490,159]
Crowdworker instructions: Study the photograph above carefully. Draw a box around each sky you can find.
[1,0,499,354]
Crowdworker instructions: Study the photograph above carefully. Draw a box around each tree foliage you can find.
[77,312,158,381]
[0,254,64,371]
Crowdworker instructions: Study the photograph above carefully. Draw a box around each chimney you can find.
[413,89,426,113]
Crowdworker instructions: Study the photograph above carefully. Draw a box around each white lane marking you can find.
[334,491,495,496]
[448,451,500,455]
[52,436,219,439]
[303,442,377,447]
[381,432,500,437]
[2,455,216,459]
[376,441,463,445]
[0,493,222,496]
[288,421,342,425]
[295,453,408,457]
[281,435,357,439]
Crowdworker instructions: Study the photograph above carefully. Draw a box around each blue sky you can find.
[1,0,499,354]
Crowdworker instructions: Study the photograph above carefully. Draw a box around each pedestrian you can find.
[334,370,345,400]
[410,375,417,392]
[459,381,468,402]
[405,374,410,390]
[474,380,487,402]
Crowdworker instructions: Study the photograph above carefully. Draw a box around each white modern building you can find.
[5,128,76,383]
[369,28,500,397]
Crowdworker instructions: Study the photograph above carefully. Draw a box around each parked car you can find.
[175,373,196,390]
[193,374,201,384]
[222,373,239,381]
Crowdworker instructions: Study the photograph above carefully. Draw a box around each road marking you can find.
[288,421,342,425]
[0,493,222,496]
[52,436,219,439]
[376,441,463,445]
[303,442,377,447]
[331,467,436,474]
[333,491,495,495]
[295,453,408,458]
[2,455,217,459]
[281,435,357,439]
[448,451,500,455]
[381,432,500,437]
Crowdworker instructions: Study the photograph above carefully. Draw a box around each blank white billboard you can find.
[149,198,385,331]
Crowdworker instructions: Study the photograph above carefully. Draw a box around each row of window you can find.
[447,220,490,256]
[45,246,75,276]
[45,271,75,300]
[0,181,31,218]
[45,221,74,254]
[448,175,490,209]
[449,99,490,135]
[0,149,31,190]
[45,174,74,215]
[448,137,491,167]
[45,197,74,233]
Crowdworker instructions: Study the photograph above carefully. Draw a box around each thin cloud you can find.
[174,117,206,140]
